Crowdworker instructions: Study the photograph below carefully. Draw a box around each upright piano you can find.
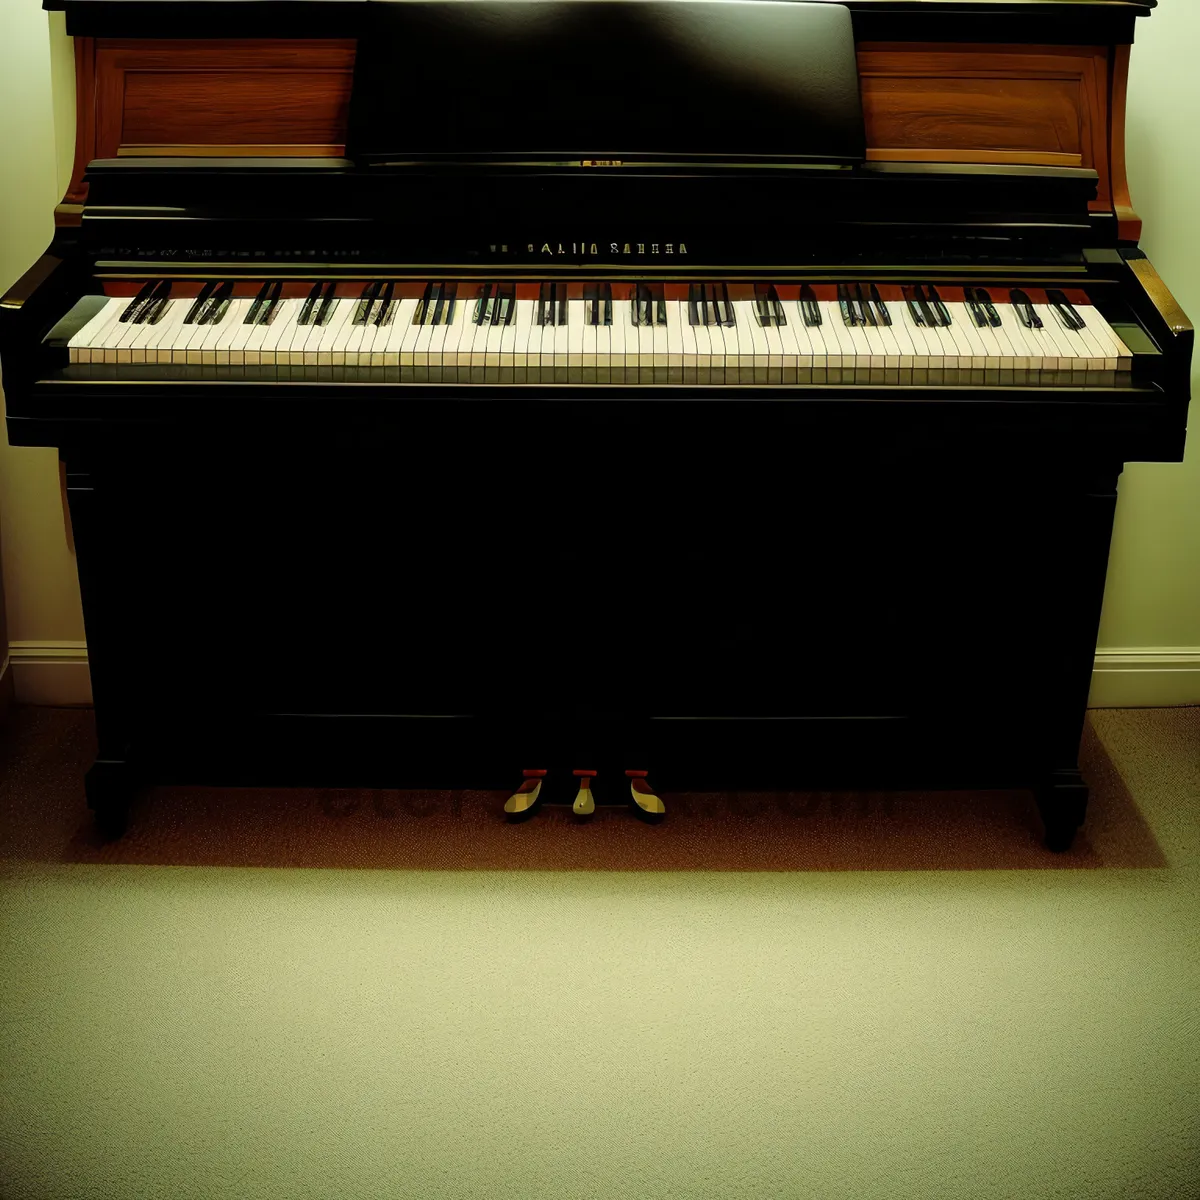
[2,0,1190,848]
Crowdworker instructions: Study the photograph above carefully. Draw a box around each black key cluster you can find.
[537,282,568,327]
[300,282,338,327]
[965,287,1001,328]
[905,285,952,328]
[838,283,891,328]
[473,283,516,326]
[119,280,173,326]
[632,284,667,328]
[1009,289,1043,330]
[245,281,283,326]
[753,284,787,328]
[798,284,823,328]
[689,283,734,327]
[413,282,457,326]
[584,282,613,327]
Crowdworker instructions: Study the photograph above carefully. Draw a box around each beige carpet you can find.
[1,707,1197,1200]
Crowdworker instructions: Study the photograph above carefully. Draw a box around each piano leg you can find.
[1032,465,1123,853]
[1036,769,1090,853]
[64,455,137,839]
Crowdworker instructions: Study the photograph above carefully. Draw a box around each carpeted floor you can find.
[0,707,1178,870]
[1,706,1198,1200]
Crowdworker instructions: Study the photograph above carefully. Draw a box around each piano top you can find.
[46,0,1158,43]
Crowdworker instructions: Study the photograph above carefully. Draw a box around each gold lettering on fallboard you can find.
[528,244,535,254]
[651,244,659,254]
[637,244,645,255]
[590,244,598,256]
[623,244,632,255]
[611,243,620,254]
[665,245,674,254]
[679,244,688,254]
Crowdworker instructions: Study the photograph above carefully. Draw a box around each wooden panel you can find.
[1109,44,1141,241]
[858,44,1112,210]
[93,39,355,158]
[122,70,349,146]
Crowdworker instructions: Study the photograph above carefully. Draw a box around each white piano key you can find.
[581,300,598,381]
[734,302,767,383]
[68,298,125,364]
[511,299,534,384]
[758,309,783,384]
[665,300,684,383]
[567,301,587,381]
[497,303,519,383]
[594,300,611,385]
[608,293,628,384]
[210,299,254,364]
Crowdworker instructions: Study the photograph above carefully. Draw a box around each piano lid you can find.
[347,0,865,171]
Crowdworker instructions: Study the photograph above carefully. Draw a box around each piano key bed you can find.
[52,281,1137,388]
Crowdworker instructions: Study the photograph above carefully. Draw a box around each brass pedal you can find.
[504,769,547,821]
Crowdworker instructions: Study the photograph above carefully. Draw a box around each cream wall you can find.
[0,0,1196,705]
[0,4,87,702]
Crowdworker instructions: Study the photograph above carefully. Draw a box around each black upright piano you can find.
[1,0,1190,848]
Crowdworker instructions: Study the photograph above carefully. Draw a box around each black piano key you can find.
[137,281,172,325]
[498,283,515,326]
[147,282,174,325]
[414,282,433,325]
[314,283,337,326]
[245,282,272,325]
[698,284,711,327]
[975,288,1002,328]
[373,282,395,326]
[718,283,733,327]
[473,282,494,325]
[854,283,877,328]
[537,282,549,326]
[1047,289,1085,330]
[869,284,891,327]
[555,283,567,327]
[183,282,217,325]
[800,284,821,327]
[965,287,987,328]
[298,282,323,326]
[926,285,952,327]
[431,282,447,326]
[584,282,596,326]
[754,284,769,327]
[905,287,926,327]
[259,281,284,325]
[356,281,383,325]
[912,286,937,329]
[1010,289,1042,329]
[602,282,612,326]
[838,283,856,327]
[198,281,233,325]
[120,281,156,323]
[768,285,786,327]
[655,285,667,328]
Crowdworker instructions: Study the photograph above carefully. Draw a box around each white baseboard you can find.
[8,641,92,706]
[1088,647,1200,708]
[5,641,1198,710]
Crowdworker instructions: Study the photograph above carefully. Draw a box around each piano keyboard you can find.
[64,281,1135,386]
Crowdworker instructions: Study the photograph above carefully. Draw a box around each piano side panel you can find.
[57,38,357,223]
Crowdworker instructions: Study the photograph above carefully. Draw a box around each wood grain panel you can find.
[93,39,355,158]
[857,44,1112,211]
[122,71,349,145]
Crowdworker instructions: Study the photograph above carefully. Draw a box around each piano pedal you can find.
[627,770,666,824]
[503,769,547,822]
[572,769,597,818]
